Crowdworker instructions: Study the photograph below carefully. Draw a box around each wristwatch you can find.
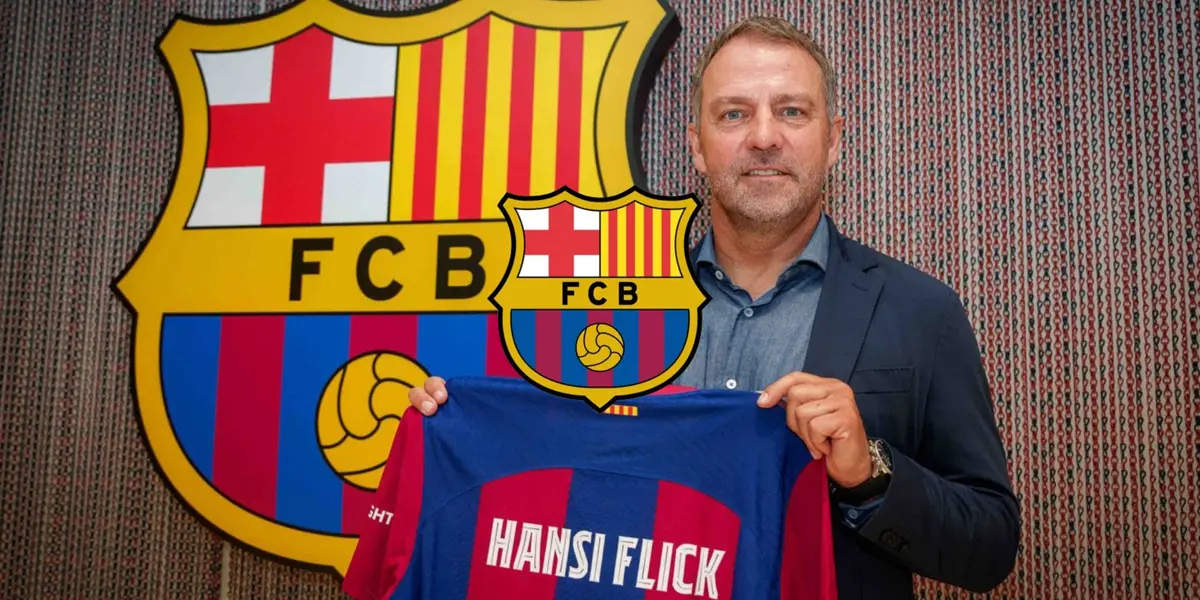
[830,438,893,505]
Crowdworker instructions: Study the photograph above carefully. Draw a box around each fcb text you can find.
[486,517,725,598]
[289,235,486,302]
[560,281,638,307]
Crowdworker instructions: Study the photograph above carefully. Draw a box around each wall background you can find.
[1,0,1196,598]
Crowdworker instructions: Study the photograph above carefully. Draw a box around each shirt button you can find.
[743,307,754,317]
[724,378,737,389]
[714,271,725,280]
[848,509,859,519]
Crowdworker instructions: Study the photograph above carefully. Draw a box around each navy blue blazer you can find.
[803,220,1021,598]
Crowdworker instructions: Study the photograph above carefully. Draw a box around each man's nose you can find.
[747,112,784,150]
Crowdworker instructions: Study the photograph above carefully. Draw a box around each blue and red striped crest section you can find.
[508,310,690,390]
[490,188,709,411]
[160,313,518,541]
[112,0,676,576]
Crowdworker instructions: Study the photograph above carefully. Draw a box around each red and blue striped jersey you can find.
[342,376,837,600]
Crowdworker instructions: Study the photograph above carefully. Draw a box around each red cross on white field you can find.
[190,27,397,227]
[519,202,601,277]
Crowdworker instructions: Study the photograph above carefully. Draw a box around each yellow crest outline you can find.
[488,185,709,411]
[110,0,679,578]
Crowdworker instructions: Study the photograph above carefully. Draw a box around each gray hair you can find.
[690,16,839,123]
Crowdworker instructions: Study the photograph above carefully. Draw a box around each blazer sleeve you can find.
[854,290,1021,594]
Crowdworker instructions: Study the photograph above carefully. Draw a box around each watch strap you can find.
[830,439,892,505]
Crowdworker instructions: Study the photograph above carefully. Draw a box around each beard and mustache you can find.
[708,148,827,230]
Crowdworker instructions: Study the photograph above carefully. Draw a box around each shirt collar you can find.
[692,211,830,275]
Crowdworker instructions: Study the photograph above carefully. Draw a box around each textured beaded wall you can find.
[1,0,1195,598]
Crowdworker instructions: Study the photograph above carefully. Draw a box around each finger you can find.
[758,373,805,407]
[791,398,842,423]
[408,386,437,416]
[787,401,823,459]
[790,399,839,459]
[790,399,824,454]
[783,383,833,405]
[424,376,447,404]
[807,413,850,455]
[788,392,843,459]
[758,372,829,407]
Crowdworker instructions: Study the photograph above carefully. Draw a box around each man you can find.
[408,16,1020,599]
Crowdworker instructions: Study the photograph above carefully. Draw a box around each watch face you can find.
[870,440,892,473]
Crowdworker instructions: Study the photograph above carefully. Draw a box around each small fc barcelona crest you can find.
[489,186,709,411]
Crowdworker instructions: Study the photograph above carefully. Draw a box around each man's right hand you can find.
[408,376,448,416]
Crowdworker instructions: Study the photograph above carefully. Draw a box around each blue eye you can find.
[724,110,742,120]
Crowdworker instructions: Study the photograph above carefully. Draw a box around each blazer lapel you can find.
[803,220,883,383]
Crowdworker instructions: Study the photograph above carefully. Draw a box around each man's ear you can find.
[826,114,845,169]
[688,122,708,175]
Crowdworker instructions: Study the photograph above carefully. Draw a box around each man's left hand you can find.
[757,372,872,488]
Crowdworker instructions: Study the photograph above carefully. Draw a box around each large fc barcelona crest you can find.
[110,0,678,576]
[490,187,707,410]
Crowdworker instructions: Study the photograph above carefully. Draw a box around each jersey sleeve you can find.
[780,459,839,600]
[342,407,427,600]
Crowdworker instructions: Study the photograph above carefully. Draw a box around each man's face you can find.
[688,35,843,230]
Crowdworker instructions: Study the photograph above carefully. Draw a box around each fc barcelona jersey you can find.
[342,376,837,600]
